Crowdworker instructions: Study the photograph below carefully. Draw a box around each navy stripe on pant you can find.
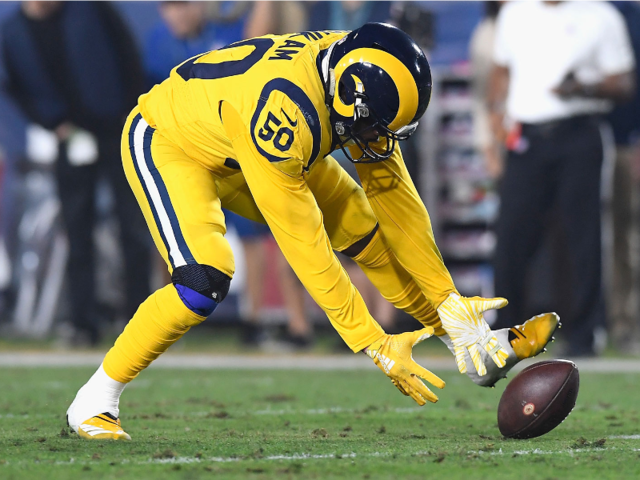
[128,113,195,269]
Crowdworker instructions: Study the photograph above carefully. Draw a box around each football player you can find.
[66,23,559,440]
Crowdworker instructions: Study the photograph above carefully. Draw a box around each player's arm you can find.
[354,144,510,376]
[220,97,443,403]
[353,144,456,308]
[219,99,384,352]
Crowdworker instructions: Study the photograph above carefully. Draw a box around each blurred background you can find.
[0,1,638,358]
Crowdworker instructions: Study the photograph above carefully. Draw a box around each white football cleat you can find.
[66,363,129,439]
[66,411,131,441]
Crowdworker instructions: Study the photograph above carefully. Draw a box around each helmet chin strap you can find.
[321,40,339,106]
[321,40,346,151]
[328,69,336,105]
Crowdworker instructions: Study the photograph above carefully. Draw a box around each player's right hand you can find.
[437,293,510,377]
[365,328,445,406]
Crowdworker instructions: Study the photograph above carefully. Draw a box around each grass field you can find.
[1,365,639,479]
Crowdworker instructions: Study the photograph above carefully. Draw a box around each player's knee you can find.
[171,264,232,317]
[340,224,379,258]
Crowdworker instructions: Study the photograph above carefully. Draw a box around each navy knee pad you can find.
[171,264,232,316]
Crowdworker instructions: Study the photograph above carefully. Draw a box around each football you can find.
[497,359,580,439]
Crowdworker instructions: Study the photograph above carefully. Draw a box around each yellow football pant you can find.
[103,107,439,383]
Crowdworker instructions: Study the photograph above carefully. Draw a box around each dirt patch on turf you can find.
[264,394,296,402]
[153,449,176,459]
[311,428,328,438]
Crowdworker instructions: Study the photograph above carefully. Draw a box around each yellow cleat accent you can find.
[74,413,131,441]
[509,312,560,361]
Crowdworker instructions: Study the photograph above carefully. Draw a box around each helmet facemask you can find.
[332,79,419,164]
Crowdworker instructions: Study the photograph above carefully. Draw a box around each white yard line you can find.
[253,406,423,415]
[3,445,636,469]
[148,452,364,464]
[12,453,371,468]
[470,447,617,456]
[1,352,640,372]
[0,407,423,421]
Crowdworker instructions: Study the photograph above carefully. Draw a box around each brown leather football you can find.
[497,359,579,439]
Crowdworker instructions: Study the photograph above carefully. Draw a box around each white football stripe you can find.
[133,118,186,267]
[80,425,113,436]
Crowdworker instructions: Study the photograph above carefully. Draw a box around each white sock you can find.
[67,364,126,427]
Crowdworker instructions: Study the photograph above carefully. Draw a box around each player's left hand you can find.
[365,328,445,406]
[437,292,510,377]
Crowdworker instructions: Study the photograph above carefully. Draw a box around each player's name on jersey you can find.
[269,30,345,61]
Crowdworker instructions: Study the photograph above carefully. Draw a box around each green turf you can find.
[0,366,639,479]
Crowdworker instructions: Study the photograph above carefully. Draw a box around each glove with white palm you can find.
[436,293,509,377]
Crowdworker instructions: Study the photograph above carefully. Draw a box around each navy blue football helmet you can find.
[325,23,432,163]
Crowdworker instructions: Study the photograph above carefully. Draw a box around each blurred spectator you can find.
[489,1,636,356]
[205,1,276,39]
[608,1,640,354]
[209,1,306,37]
[0,146,8,309]
[262,2,306,35]
[0,6,29,315]
[0,95,25,326]
[1,1,151,344]
[146,1,275,88]
[146,1,229,88]
[390,2,434,53]
[470,1,503,179]
[145,0,313,349]
[305,1,391,32]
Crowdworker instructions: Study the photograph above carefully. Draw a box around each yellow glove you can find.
[437,293,509,377]
[365,327,445,406]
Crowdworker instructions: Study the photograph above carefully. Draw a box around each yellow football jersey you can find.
[129,30,457,352]
[139,31,342,179]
